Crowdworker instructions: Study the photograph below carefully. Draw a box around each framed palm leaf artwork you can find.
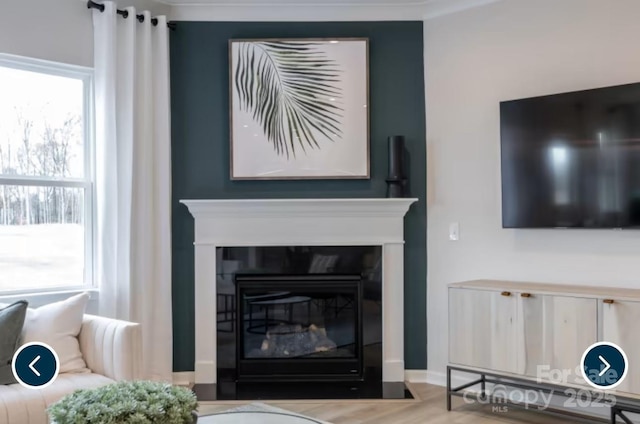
[229,38,369,180]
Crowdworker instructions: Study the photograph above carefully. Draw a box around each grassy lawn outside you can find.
[0,223,84,292]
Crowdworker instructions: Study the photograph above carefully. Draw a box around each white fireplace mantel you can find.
[181,198,417,384]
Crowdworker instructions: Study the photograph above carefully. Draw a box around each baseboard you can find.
[174,369,461,387]
[173,371,195,386]
[426,370,446,387]
[404,369,428,383]
[426,369,478,388]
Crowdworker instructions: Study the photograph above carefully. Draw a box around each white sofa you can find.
[0,314,141,424]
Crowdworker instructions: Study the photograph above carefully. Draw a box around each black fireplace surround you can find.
[209,246,406,399]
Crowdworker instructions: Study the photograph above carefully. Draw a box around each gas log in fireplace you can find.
[236,274,363,381]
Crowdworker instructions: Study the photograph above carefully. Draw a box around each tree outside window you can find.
[0,56,94,293]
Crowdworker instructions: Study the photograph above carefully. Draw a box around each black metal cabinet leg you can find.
[616,410,635,424]
[481,374,486,400]
[447,366,452,411]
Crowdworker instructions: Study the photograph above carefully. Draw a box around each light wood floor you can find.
[198,383,600,423]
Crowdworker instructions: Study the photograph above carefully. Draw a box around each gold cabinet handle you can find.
[521,293,532,298]
[501,291,512,297]
[603,299,615,304]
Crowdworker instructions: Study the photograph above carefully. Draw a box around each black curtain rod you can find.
[87,1,176,30]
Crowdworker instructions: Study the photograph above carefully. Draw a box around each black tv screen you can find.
[500,82,640,229]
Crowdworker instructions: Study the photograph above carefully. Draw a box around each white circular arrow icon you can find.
[11,342,60,390]
[581,341,628,390]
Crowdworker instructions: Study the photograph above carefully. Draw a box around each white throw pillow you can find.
[20,292,90,374]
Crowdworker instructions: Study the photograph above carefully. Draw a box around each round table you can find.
[198,411,323,423]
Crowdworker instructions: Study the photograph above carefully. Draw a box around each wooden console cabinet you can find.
[449,280,640,395]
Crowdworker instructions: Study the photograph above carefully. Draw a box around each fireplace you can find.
[236,274,363,381]
[181,198,416,398]
[216,245,382,389]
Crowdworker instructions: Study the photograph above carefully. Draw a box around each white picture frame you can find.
[229,38,369,180]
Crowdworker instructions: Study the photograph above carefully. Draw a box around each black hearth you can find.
[200,246,411,400]
[236,274,363,381]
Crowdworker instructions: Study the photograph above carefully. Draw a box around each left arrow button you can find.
[12,343,59,389]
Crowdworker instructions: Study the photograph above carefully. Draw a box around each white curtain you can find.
[92,2,173,382]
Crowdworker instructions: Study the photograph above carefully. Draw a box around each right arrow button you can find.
[581,342,628,390]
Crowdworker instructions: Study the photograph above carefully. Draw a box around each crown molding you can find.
[169,3,425,21]
[423,0,499,20]
[167,0,500,22]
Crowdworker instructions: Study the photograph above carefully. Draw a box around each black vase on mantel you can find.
[386,135,408,198]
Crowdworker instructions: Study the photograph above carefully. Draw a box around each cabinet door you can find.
[449,288,518,373]
[520,294,597,385]
[602,299,640,394]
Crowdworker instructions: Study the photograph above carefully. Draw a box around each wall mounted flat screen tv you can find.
[501,82,640,228]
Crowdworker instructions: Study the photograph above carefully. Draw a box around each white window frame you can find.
[0,53,96,299]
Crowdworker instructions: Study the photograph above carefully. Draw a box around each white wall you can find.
[425,0,640,378]
[0,0,171,67]
[0,0,93,66]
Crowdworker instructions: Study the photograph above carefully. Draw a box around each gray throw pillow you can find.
[0,301,28,385]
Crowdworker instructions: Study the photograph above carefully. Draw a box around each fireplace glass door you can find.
[236,274,363,381]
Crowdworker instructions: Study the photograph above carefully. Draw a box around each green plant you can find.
[234,40,344,158]
[47,380,198,424]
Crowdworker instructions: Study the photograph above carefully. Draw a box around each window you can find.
[0,54,94,294]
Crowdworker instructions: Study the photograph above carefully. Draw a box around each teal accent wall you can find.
[170,21,426,371]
